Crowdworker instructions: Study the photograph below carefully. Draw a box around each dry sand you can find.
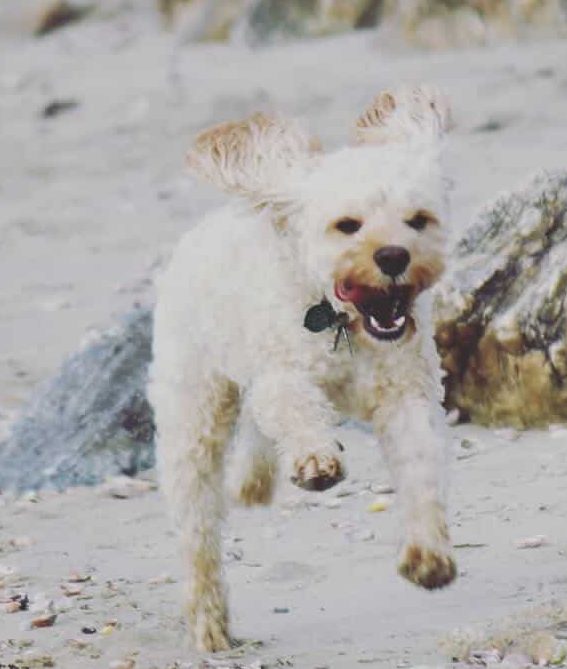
[1,425,567,668]
[1,3,567,667]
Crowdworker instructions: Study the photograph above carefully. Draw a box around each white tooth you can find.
[370,316,380,329]
[393,315,406,328]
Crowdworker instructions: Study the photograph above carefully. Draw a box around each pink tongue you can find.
[335,280,372,304]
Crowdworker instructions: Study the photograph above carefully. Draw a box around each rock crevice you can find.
[436,170,567,427]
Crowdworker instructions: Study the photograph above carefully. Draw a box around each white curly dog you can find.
[149,85,457,652]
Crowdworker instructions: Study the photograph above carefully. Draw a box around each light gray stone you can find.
[0,308,154,492]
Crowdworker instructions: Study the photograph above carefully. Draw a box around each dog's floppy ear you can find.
[187,112,319,204]
[355,85,452,145]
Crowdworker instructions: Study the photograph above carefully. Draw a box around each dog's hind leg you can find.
[152,372,240,652]
[228,398,278,506]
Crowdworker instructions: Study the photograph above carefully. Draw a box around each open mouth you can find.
[335,281,412,342]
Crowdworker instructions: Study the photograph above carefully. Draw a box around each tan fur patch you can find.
[187,112,275,187]
[187,546,231,651]
[333,236,392,289]
[409,254,445,291]
[291,453,345,491]
[182,375,239,653]
[356,91,397,133]
[398,544,457,590]
[236,459,276,506]
[187,112,319,200]
[354,85,452,145]
[333,236,443,296]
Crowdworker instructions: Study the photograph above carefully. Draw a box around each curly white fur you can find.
[149,85,457,652]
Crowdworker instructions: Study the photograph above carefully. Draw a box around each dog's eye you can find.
[405,212,431,232]
[335,217,363,235]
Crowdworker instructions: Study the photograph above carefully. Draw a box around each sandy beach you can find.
[1,424,567,668]
[2,2,567,666]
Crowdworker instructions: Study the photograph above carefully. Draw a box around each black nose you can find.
[373,246,410,278]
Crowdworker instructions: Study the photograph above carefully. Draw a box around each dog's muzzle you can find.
[335,281,413,342]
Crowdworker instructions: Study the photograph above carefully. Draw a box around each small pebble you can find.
[515,535,548,549]
[81,626,97,634]
[68,571,92,583]
[335,488,356,498]
[348,529,376,542]
[147,573,175,586]
[370,483,395,495]
[4,600,22,613]
[41,99,80,119]
[324,498,342,509]
[31,613,57,628]
[368,497,391,513]
[61,583,83,597]
[4,593,29,612]
[98,476,156,499]
[469,648,501,664]
[360,529,376,541]
[109,660,135,669]
[224,548,243,562]
[273,607,290,614]
[0,563,18,579]
[9,536,34,549]
[446,408,461,426]
[67,638,90,650]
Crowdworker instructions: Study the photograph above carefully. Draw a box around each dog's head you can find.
[187,86,451,345]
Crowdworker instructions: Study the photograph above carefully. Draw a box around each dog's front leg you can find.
[374,396,456,590]
[248,368,345,491]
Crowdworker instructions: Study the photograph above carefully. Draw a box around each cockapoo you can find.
[149,85,457,652]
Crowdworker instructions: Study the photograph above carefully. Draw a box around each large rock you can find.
[233,0,383,45]
[160,0,565,45]
[435,170,567,428]
[162,0,383,44]
[160,0,250,40]
[0,308,154,492]
[380,0,566,48]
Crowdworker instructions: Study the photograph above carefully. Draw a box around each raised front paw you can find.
[398,543,457,590]
[290,448,345,492]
